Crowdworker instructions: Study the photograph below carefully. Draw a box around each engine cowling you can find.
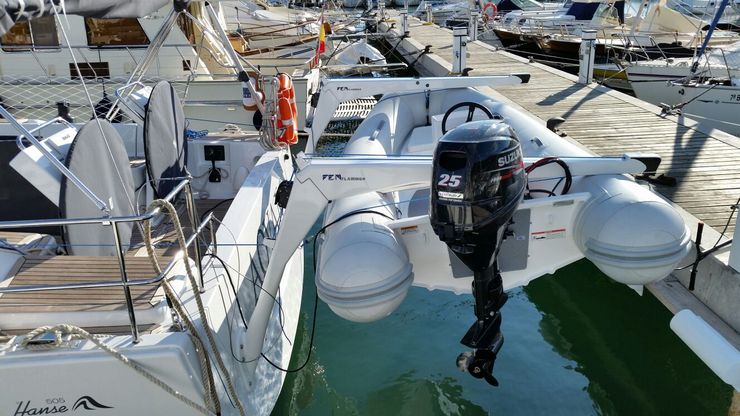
[430,120,526,271]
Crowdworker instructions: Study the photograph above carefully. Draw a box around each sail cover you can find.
[0,0,189,36]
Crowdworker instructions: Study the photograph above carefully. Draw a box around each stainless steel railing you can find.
[0,178,215,343]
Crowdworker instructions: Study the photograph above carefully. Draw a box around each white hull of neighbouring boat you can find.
[312,86,691,322]
[632,79,740,137]
[0,149,304,416]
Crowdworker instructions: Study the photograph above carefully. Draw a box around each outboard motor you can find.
[430,120,526,387]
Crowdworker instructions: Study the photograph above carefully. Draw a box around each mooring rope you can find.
[143,198,246,416]
[21,324,216,416]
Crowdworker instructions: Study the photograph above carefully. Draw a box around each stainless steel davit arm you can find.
[242,154,433,381]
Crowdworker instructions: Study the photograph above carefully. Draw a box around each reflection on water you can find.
[526,260,732,416]
[275,244,732,415]
[366,372,487,415]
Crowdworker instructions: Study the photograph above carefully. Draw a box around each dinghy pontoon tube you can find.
[316,192,413,322]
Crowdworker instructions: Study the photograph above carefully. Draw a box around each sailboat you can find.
[0,2,305,415]
[2,1,737,410]
[626,0,740,136]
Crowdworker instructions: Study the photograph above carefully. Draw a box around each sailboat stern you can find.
[0,332,210,415]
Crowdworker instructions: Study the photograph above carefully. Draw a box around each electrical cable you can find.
[675,196,740,271]
[258,208,394,373]
[200,198,235,223]
[712,196,740,248]
[205,252,249,329]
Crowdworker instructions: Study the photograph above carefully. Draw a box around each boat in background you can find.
[220,0,321,52]
[0,0,384,130]
[489,0,740,63]
[626,0,740,136]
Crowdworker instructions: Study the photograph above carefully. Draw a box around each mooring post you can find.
[452,26,468,74]
[425,2,433,24]
[401,10,409,36]
[469,11,479,42]
[578,29,597,84]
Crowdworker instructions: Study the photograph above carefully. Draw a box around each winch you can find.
[430,120,526,386]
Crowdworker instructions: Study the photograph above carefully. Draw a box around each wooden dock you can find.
[377,14,740,345]
[380,16,740,235]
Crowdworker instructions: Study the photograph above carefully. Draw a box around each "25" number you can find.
[438,174,462,187]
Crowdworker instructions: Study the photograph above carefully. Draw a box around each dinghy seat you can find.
[0,254,182,333]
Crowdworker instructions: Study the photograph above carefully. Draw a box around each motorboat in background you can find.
[488,0,740,63]
[489,0,615,50]
[539,0,740,60]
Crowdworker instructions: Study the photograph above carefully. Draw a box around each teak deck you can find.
[384,17,740,235]
[0,199,233,332]
[0,256,164,313]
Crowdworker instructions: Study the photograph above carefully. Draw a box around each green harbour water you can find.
[274,249,732,415]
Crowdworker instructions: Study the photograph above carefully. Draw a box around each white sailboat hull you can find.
[628,64,740,136]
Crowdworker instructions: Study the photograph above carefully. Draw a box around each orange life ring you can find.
[276,73,298,145]
[482,2,497,22]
